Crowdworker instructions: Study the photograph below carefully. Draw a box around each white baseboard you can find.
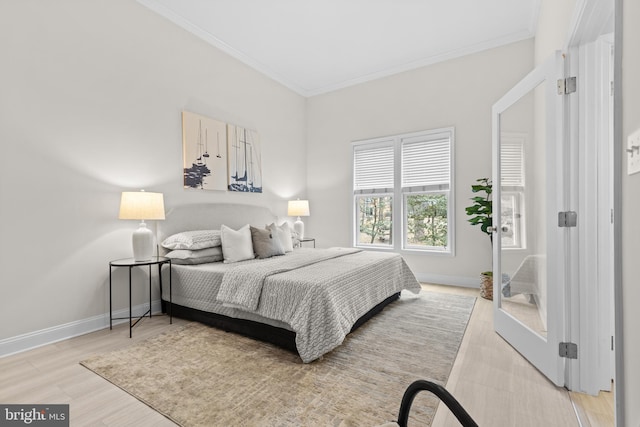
[414,273,480,289]
[0,300,164,358]
[0,275,478,358]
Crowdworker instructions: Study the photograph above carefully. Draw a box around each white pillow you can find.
[161,230,222,250]
[220,224,254,263]
[165,247,223,265]
[267,222,294,252]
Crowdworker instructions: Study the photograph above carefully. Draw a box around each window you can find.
[500,135,526,249]
[356,195,393,245]
[353,128,454,254]
[354,141,394,247]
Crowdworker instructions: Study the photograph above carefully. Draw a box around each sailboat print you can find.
[184,119,211,189]
[228,125,262,193]
[203,128,210,159]
[182,111,227,191]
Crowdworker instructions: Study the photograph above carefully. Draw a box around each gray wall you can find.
[306,39,534,285]
[0,0,307,342]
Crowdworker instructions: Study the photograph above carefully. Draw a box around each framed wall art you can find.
[182,111,228,191]
[227,124,262,193]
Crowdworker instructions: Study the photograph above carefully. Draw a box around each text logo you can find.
[0,405,69,426]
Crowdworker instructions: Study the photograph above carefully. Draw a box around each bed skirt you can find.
[161,292,401,356]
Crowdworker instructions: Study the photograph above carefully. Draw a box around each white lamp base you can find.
[293,217,305,240]
[132,221,154,261]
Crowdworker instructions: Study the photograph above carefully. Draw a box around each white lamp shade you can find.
[119,191,165,220]
[119,191,165,261]
[287,200,310,217]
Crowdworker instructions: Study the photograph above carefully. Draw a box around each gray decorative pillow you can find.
[266,222,295,252]
[161,230,222,250]
[165,247,223,265]
[250,226,285,259]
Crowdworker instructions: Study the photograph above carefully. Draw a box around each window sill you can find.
[353,245,454,257]
[401,248,454,257]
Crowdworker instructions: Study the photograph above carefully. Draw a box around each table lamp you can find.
[119,190,165,261]
[288,199,310,240]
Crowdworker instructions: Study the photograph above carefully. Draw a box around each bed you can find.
[158,203,421,363]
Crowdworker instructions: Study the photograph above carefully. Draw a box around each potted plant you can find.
[465,178,493,300]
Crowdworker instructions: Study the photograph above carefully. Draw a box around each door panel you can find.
[499,87,548,338]
[492,52,566,386]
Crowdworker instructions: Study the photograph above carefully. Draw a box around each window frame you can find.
[352,127,455,255]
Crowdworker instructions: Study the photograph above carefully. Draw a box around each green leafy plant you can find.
[465,178,493,243]
[466,178,494,300]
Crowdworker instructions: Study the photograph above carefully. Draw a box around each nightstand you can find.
[109,256,172,338]
[299,237,316,248]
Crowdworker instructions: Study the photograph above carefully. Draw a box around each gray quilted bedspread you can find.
[217,247,361,311]
[218,249,421,362]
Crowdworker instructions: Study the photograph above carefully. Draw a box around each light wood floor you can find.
[0,285,614,426]
[426,283,614,427]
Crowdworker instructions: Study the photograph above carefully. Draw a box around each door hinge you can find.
[558,211,577,227]
[557,77,577,95]
[559,342,578,359]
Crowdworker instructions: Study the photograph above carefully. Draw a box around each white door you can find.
[491,52,568,386]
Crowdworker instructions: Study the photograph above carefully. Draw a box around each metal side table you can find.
[109,256,172,337]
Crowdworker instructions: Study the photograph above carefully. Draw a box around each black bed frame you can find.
[161,292,400,356]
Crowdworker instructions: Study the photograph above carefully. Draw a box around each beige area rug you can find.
[81,291,475,427]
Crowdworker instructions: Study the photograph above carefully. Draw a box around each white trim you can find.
[137,0,534,97]
[612,4,623,425]
[564,0,615,53]
[564,39,583,397]
[527,0,542,35]
[306,32,535,97]
[0,300,164,358]
[596,34,615,392]
[567,33,615,396]
[563,0,616,400]
[136,0,309,96]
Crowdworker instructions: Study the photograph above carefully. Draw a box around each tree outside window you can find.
[405,193,448,248]
[357,196,392,245]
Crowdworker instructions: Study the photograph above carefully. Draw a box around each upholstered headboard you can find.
[157,203,280,255]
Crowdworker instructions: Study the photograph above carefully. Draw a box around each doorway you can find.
[491,0,616,421]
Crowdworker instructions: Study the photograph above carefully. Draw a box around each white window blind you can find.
[501,140,524,187]
[354,144,394,193]
[401,134,451,192]
[352,127,455,254]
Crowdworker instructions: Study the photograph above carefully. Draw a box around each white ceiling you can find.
[137,0,540,97]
